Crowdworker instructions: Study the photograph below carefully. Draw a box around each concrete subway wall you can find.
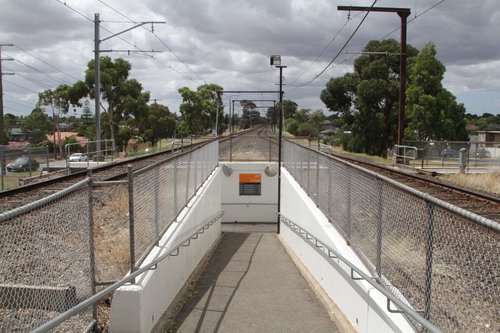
[109,168,222,333]
[220,162,278,223]
[279,168,415,333]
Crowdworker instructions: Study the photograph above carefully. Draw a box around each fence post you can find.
[327,163,332,220]
[315,153,320,203]
[173,158,178,216]
[376,179,384,277]
[127,165,136,282]
[155,165,160,244]
[307,149,311,195]
[87,169,98,327]
[0,145,4,191]
[424,201,435,320]
[229,135,233,162]
[346,165,352,242]
[269,138,272,162]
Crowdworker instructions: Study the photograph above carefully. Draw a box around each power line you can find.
[295,0,379,87]
[336,0,448,68]
[5,54,71,85]
[293,0,446,88]
[3,65,53,89]
[3,79,40,94]
[379,0,447,40]
[14,44,81,82]
[56,0,200,83]
[97,0,206,84]
[289,11,364,86]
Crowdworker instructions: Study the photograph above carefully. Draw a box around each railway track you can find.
[323,148,500,223]
[0,138,213,212]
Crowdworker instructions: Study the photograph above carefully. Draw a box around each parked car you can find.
[68,153,88,162]
[6,157,40,172]
[440,148,459,158]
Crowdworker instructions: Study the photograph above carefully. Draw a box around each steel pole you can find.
[277,65,286,233]
[94,14,101,157]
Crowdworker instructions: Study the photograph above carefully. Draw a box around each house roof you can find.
[46,132,88,145]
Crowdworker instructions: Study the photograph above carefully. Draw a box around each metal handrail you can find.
[278,213,442,333]
[32,211,224,333]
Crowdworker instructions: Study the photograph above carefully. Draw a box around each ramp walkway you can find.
[163,224,343,333]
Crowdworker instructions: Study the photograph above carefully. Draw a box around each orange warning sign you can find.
[239,173,261,183]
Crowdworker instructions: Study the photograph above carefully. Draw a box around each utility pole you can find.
[270,55,286,234]
[0,43,14,186]
[338,6,410,159]
[94,14,165,159]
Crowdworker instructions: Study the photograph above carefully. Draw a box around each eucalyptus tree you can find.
[177,83,223,136]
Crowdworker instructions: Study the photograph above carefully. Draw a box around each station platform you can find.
[160,223,346,333]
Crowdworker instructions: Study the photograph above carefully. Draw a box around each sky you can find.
[0,0,499,120]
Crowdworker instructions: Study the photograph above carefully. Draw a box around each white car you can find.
[68,153,88,162]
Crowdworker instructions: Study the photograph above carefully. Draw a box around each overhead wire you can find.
[294,0,379,87]
[292,0,447,88]
[289,12,360,87]
[3,79,40,94]
[96,0,206,84]
[13,44,81,82]
[5,54,72,85]
[56,0,199,83]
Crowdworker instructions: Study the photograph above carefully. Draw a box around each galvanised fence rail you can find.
[283,140,499,333]
[0,140,219,332]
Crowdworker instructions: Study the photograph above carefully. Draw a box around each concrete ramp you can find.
[164,228,343,332]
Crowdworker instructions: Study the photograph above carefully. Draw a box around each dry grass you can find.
[93,186,131,281]
[441,172,500,195]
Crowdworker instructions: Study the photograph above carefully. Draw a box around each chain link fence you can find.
[0,180,95,333]
[0,140,220,332]
[0,145,50,190]
[402,140,500,171]
[283,140,500,332]
[130,140,219,271]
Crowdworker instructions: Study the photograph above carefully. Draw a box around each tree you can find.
[38,84,83,156]
[321,39,420,156]
[145,103,176,146]
[21,108,52,145]
[178,84,223,135]
[76,56,149,150]
[405,43,467,141]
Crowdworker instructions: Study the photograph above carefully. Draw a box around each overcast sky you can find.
[0,0,499,120]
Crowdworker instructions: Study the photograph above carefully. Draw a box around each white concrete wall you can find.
[220,162,278,223]
[109,168,222,333]
[279,168,415,333]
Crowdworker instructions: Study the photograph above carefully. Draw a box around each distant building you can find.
[478,131,500,146]
[46,132,88,147]
[10,128,31,141]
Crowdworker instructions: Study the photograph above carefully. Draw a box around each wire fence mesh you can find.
[401,140,500,171]
[283,140,500,333]
[0,180,94,333]
[131,141,219,269]
[0,145,50,191]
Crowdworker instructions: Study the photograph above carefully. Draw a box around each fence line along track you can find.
[0,139,212,213]
[320,146,500,223]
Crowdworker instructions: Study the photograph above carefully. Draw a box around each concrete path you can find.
[167,224,342,333]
